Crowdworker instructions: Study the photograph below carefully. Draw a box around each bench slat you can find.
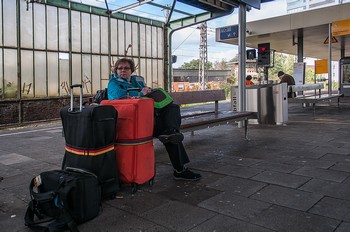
[181,111,256,130]
[170,90,226,105]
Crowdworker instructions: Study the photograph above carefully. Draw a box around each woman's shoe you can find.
[158,132,184,144]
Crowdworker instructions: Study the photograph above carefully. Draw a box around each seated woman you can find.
[108,58,201,181]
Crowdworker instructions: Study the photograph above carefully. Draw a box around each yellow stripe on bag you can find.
[65,144,114,156]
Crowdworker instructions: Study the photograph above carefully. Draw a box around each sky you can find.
[73,0,288,67]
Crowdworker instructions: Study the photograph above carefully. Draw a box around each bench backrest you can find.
[170,89,226,105]
[289,83,324,92]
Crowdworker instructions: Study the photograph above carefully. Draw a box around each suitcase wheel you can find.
[148,178,154,186]
[131,183,138,194]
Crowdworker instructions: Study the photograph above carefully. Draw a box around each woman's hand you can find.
[141,87,152,95]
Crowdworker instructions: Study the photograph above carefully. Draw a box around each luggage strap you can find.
[115,136,153,146]
[65,144,114,156]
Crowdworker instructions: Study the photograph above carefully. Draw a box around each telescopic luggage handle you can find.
[69,84,83,112]
[126,88,141,98]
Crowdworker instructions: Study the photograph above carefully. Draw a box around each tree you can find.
[213,59,229,70]
[268,53,296,81]
[180,59,213,70]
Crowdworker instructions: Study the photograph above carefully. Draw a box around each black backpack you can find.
[93,88,108,104]
[24,168,101,232]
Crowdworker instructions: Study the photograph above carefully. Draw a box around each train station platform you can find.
[1,98,350,232]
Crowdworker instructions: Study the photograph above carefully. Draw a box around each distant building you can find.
[173,69,231,83]
[227,60,259,80]
[286,0,350,13]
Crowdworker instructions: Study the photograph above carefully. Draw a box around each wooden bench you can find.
[170,90,257,139]
[288,84,343,113]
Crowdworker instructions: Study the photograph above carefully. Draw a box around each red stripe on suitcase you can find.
[65,144,114,156]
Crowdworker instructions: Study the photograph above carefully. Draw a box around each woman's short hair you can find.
[115,58,135,73]
[246,75,252,80]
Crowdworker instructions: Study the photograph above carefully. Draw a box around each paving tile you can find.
[335,222,350,232]
[250,205,340,232]
[309,197,350,222]
[292,166,350,182]
[251,170,311,188]
[141,201,216,231]
[299,179,350,201]
[0,153,34,165]
[198,192,271,221]
[284,158,335,169]
[250,161,301,173]
[213,164,263,178]
[206,175,266,196]
[250,185,323,211]
[188,214,273,232]
[330,162,350,173]
[157,181,221,206]
[80,207,166,232]
[320,153,350,162]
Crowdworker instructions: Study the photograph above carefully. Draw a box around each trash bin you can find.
[231,83,288,125]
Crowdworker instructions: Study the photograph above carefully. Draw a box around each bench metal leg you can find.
[244,119,249,140]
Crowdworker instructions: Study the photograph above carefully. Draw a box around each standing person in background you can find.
[246,75,254,86]
[108,58,201,181]
[278,71,295,98]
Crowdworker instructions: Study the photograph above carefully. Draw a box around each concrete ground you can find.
[1,98,350,232]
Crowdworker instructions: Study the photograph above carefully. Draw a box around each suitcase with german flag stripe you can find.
[101,97,155,193]
[60,84,119,199]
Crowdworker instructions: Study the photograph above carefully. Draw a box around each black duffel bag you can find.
[24,167,101,232]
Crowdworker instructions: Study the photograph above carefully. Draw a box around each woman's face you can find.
[116,61,132,80]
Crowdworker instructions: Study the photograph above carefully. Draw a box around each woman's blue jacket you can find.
[107,73,146,100]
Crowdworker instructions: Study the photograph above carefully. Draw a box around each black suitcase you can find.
[25,167,101,231]
[60,84,119,199]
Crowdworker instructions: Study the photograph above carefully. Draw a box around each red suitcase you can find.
[101,98,155,192]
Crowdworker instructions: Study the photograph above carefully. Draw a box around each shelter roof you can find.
[216,3,350,61]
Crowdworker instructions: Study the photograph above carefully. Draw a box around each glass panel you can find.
[0,1,2,46]
[118,20,125,56]
[81,13,91,53]
[92,55,101,91]
[71,11,81,52]
[3,0,17,47]
[20,0,33,48]
[158,59,164,88]
[72,54,82,88]
[59,53,70,96]
[34,51,47,97]
[101,17,108,54]
[47,6,58,51]
[34,4,46,50]
[21,51,34,98]
[133,58,140,76]
[140,58,146,80]
[152,26,157,58]
[132,23,139,57]
[157,27,163,58]
[0,50,3,97]
[91,15,100,53]
[145,25,152,57]
[140,24,146,57]
[146,59,152,86]
[82,55,92,94]
[59,9,69,51]
[125,21,132,56]
[4,49,18,98]
[47,52,59,96]
[151,59,158,88]
[110,18,118,55]
[101,56,109,87]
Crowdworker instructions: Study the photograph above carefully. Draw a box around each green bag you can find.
[145,88,173,109]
